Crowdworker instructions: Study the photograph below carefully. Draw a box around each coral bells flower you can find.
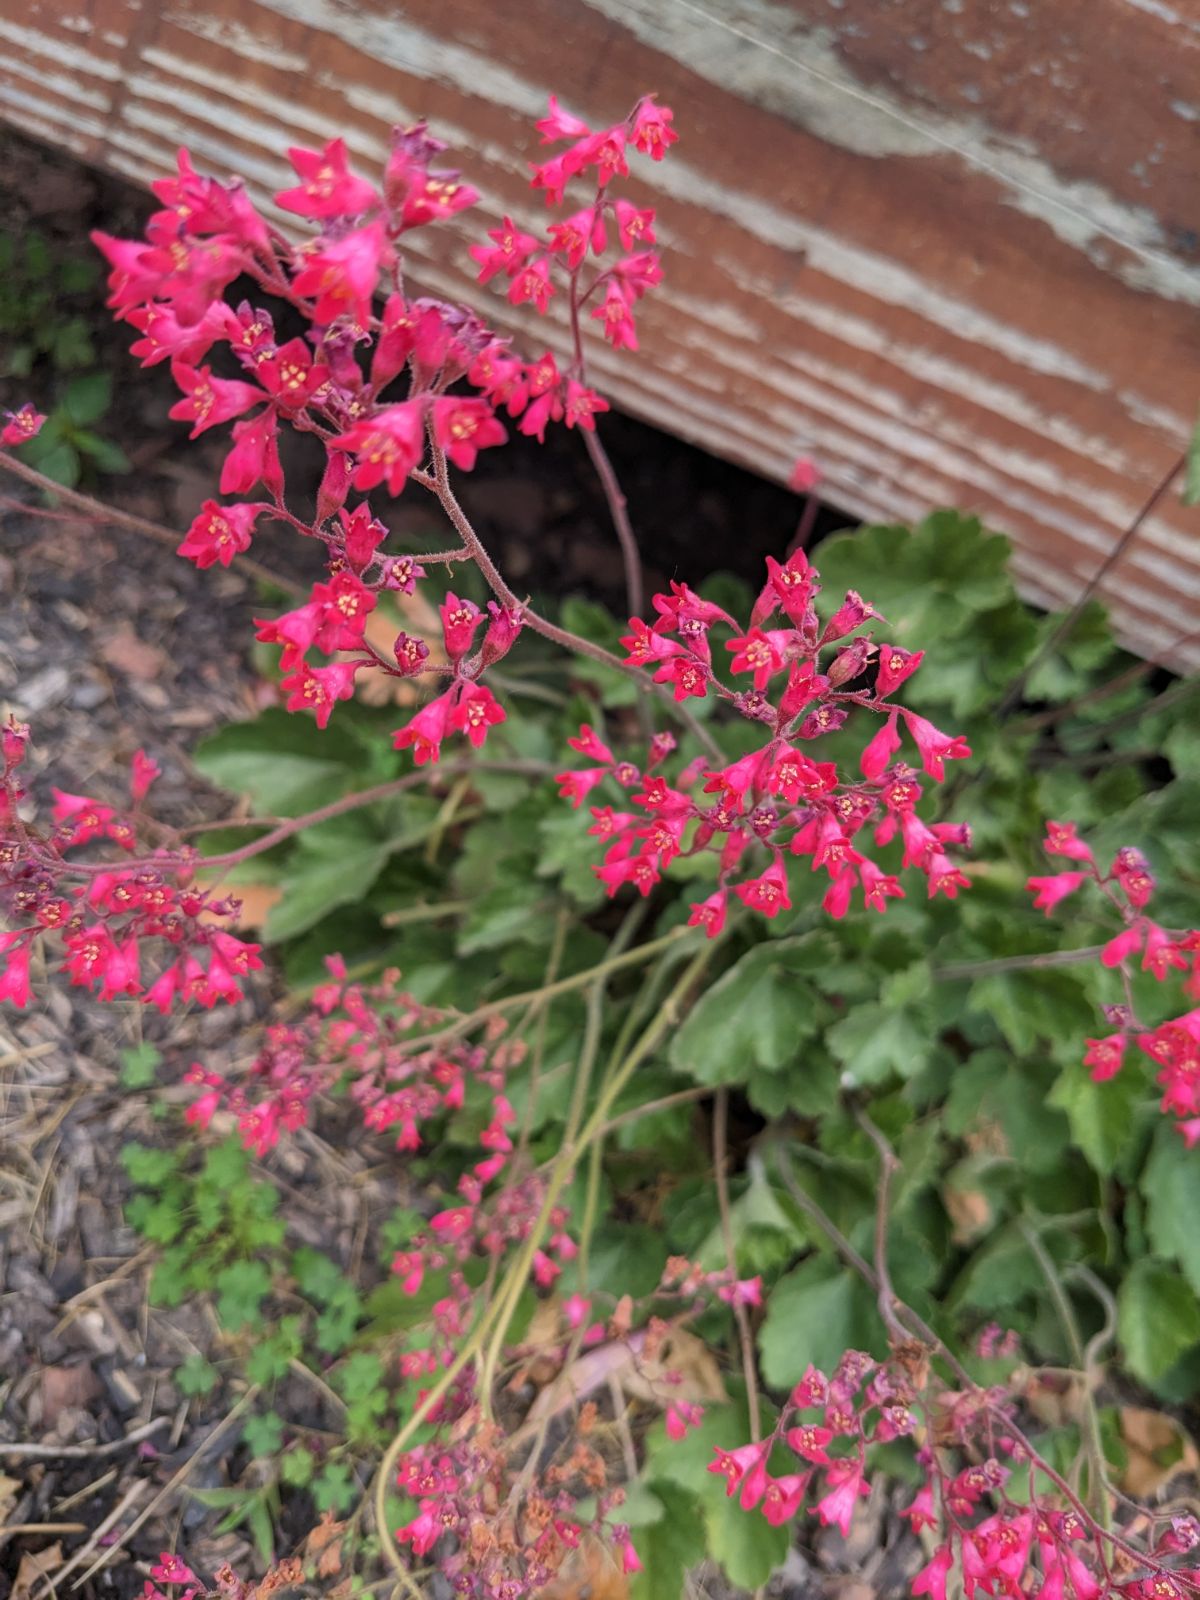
[815,1460,869,1536]
[450,685,506,748]
[1027,871,1089,915]
[733,856,792,919]
[275,137,378,219]
[292,220,390,325]
[0,937,33,1008]
[168,362,263,438]
[431,396,506,470]
[394,688,457,764]
[688,889,728,939]
[1084,1034,1126,1081]
[177,500,259,568]
[1,402,47,446]
[333,402,425,495]
[902,711,971,782]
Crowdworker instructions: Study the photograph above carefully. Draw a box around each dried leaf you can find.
[305,1512,347,1579]
[101,624,167,682]
[0,1471,21,1517]
[14,1541,64,1600]
[943,1185,992,1245]
[621,1326,728,1408]
[535,1532,629,1600]
[1119,1406,1200,1498]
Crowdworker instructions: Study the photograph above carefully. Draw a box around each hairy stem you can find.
[715,1088,762,1440]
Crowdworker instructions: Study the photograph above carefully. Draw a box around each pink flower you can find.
[396,1503,442,1557]
[449,685,506,749]
[688,890,728,939]
[1027,871,1089,915]
[431,396,506,470]
[150,1555,196,1585]
[168,363,263,439]
[761,1473,808,1527]
[785,1423,833,1464]
[536,94,591,142]
[275,137,378,219]
[0,938,33,1007]
[292,220,389,325]
[469,215,538,282]
[726,628,787,690]
[130,750,161,802]
[875,645,923,699]
[708,1442,766,1496]
[653,656,708,701]
[393,688,458,765]
[280,661,363,728]
[912,1546,953,1600]
[816,1460,869,1536]
[630,96,677,159]
[1102,924,1144,967]
[439,593,484,661]
[592,281,638,349]
[902,711,971,783]
[665,1401,704,1441]
[861,711,902,782]
[1,402,47,447]
[788,456,820,493]
[1044,820,1094,863]
[508,255,555,314]
[177,500,259,568]
[333,402,425,496]
[733,856,792,919]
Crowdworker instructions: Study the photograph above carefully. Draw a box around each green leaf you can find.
[1118,1258,1200,1385]
[281,1447,316,1487]
[313,1461,356,1513]
[1184,412,1200,506]
[758,1257,880,1385]
[827,1001,928,1086]
[246,1320,303,1386]
[73,430,130,473]
[193,709,363,815]
[1047,1060,1145,1174]
[215,1259,272,1331]
[176,1353,219,1397]
[63,371,112,427]
[242,1411,285,1458]
[30,439,81,487]
[669,939,820,1083]
[265,834,389,942]
[120,1142,177,1188]
[1142,1125,1200,1296]
[118,1042,161,1090]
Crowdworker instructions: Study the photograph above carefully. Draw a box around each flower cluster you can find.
[1028,822,1200,1143]
[713,1349,1200,1600]
[141,1550,302,1600]
[0,721,260,1010]
[92,97,672,764]
[557,553,972,923]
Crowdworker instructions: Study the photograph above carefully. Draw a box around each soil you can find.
[0,126,904,1600]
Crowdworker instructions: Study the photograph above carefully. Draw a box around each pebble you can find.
[18,662,71,713]
[71,678,108,710]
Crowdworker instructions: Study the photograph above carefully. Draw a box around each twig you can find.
[996,453,1185,717]
[32,759,551,878]
[853,1109,909,1345]
[932,945,1105,982]
[714,1089,761,1441]
[0,1416,168,1460]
